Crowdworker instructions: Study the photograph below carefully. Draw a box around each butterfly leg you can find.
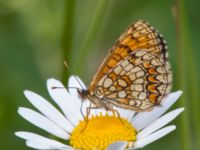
[80,103,100,132]
[104,102,124,125]
[110,108,125,125]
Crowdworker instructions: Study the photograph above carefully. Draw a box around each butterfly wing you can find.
[95,50,171,111]
[88,20,171,111]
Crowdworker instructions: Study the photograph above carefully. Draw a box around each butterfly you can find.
[77,20,172,112]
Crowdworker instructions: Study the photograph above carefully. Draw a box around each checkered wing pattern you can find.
[88,20,172,111]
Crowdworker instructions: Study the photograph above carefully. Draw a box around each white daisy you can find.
[15,76,184,150]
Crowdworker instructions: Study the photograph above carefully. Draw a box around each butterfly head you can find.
[77,88,89,100]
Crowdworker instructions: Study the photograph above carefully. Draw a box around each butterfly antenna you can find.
[64,60,85,90]
[51,86,65,89]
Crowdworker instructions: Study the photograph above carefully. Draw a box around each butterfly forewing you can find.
[87,20,172,111]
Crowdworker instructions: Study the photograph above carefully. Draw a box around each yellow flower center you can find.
[70,113,137,150]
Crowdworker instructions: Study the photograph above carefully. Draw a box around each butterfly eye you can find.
[95,87,104,99]
[77,89,89,100]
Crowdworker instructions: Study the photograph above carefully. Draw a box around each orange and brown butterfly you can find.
[77,20,172,112]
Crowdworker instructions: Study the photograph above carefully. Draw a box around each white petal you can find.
[137,108,184,139]
[26,141,74,150]
[47,78,83,125]
[132,91,182,131]
[133,125,176,149]
[24,90,74,133]
[107,141,128,150]
[18,107,69,140]
[15,131,74,150]
[115,107,135,122]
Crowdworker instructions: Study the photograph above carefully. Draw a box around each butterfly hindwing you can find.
[94,50,171,111]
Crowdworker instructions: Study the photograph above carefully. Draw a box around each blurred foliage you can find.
[0,0,200,149]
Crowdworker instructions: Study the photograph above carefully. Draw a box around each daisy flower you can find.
[15,76,184,150]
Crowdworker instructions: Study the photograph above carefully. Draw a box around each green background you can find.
[0,0,199,149]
